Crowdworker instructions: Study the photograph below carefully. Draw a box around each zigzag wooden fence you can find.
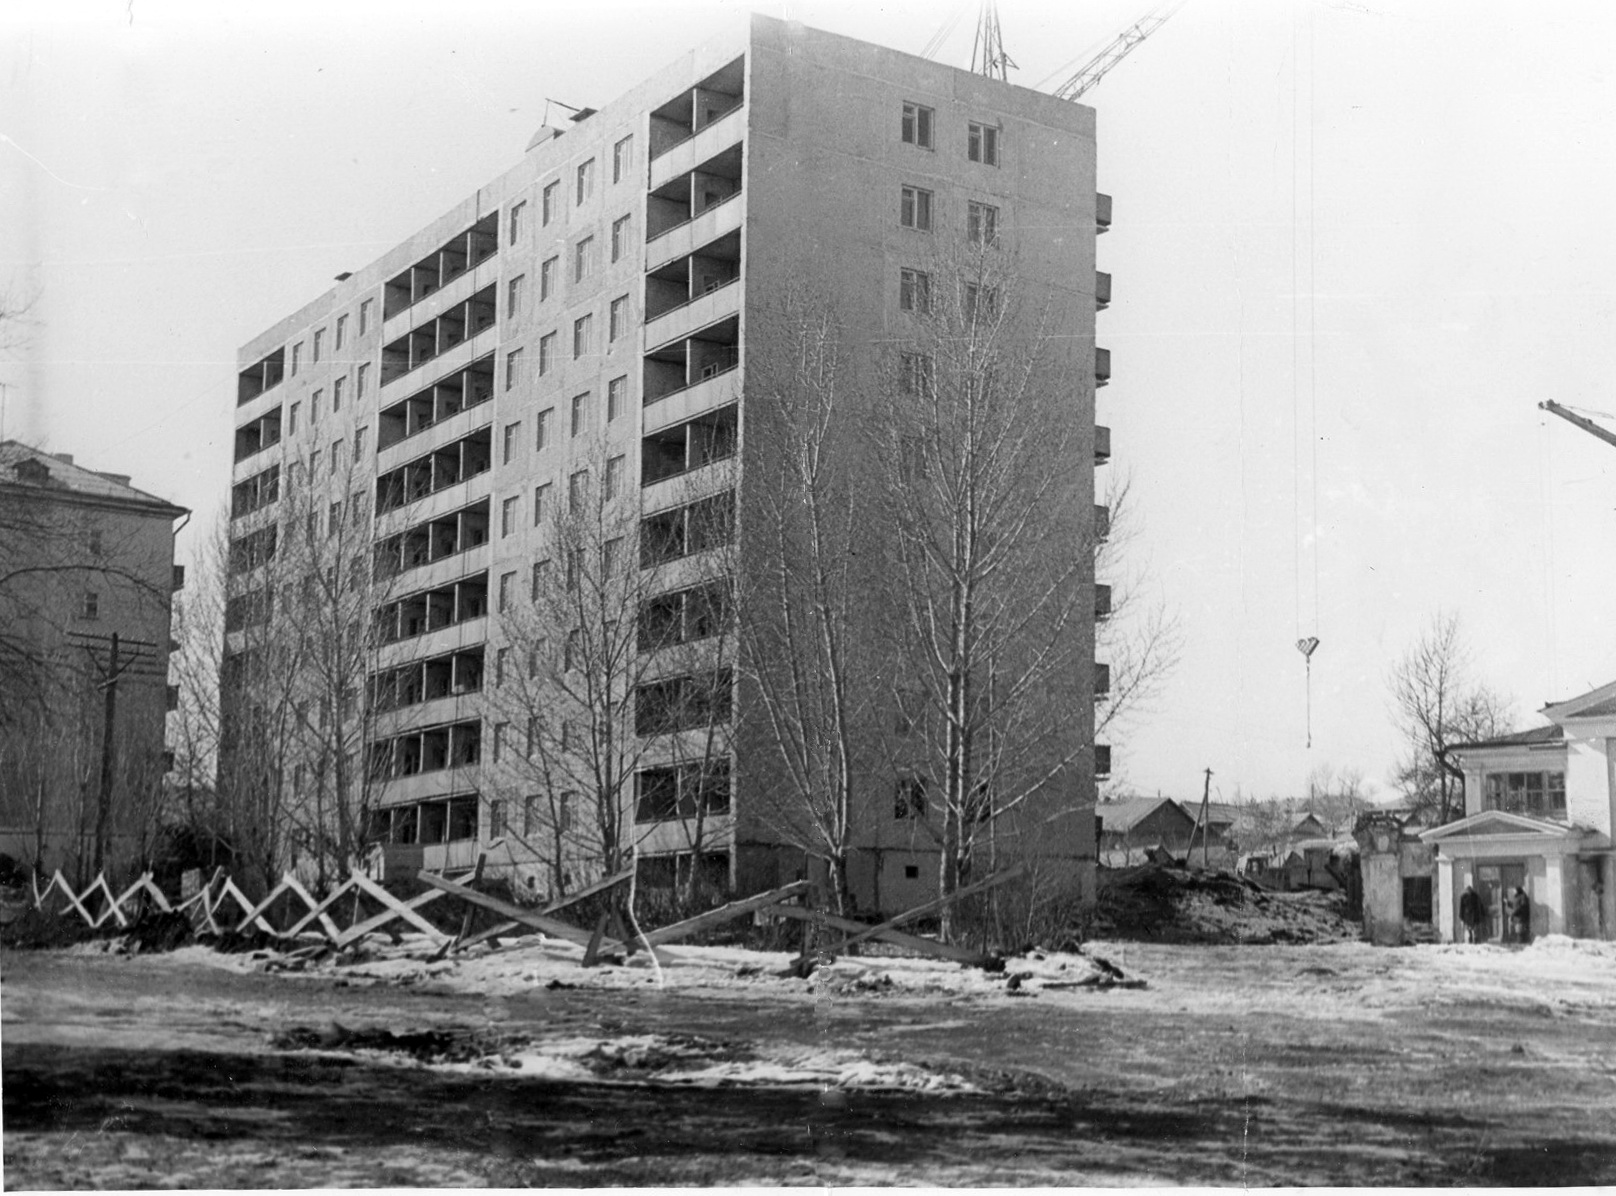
[14,861,1024,971]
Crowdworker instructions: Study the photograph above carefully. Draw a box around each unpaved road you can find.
[5,940,1616,1186]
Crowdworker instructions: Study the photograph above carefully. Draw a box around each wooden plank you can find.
[349,872,450,942]
[454,866,638,953]
[640,881,812,947]
[281,876,360,940]
[835,863,1027,952]
[84,875,128,929]
[335,889,447,947]
[762,904,990,967]
[234,876,292,935]
[438,854,487,958]
[50,870,96,925]
[278,874,344,941]
[416,870,610,950]
[131,873,174,913]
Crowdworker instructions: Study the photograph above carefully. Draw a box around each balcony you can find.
[1095,271,1111,311]
[1095,346,1110,388]
[649,105,746,194]
[376,425,493,517]
[646,191,745,274]
[373,571,489,647]
[1094,425,1111,464]
[1093,504,1111,543]
[379,285,497,389]
[1094,662,1111,701]
[1096,192,1112,234]
[644,276,741,350]
[644,314,740,406]
[1094,583,1112,620]
[1095,743,1112,779]
[642,403,739,488]
[374,499,491,584]
[378,357,496,454]
[233,407,282,465]
[373,615,488,673]
[646,228,741,322]
[237,346,285,407]
[648,55,744,167]
[383,213,498,322]
[642,366,742,436]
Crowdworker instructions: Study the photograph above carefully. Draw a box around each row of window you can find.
[1482,771,1567,816]
[506,214,636,324]
[282,365,371,441]
[899,186,1000,242]
[290,299,377,378]
[901,101,1001,166]
[502,298,633,392]
[508,134,635,244]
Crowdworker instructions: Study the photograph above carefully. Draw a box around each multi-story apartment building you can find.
[224,16,1110,913]
[0,442,187,879]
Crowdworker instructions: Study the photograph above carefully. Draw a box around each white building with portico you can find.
[1424,681,1616,943]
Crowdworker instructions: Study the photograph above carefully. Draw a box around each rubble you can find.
[1091,861,1358,945]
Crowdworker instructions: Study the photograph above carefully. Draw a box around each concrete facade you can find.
[224,17,1105,913]
[0,442,187,880]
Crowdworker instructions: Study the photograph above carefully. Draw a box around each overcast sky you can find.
[4,0,1614,804]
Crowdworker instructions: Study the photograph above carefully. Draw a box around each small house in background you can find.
[1423,681,1616,943]
[1096,797,1196,867]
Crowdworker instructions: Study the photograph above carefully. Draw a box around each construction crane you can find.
[972,0,1015,82]
[1540,400,1616,452]
[1051,0,1188,101]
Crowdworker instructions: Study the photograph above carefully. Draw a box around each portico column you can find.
[1543,854,1564,936]
[1603,855,1616,942]
[1435,853,1454,943]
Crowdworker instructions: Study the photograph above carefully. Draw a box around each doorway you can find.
[1474,861,1526,942]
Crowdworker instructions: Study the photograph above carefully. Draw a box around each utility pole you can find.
[1199,767,1212,869]
[68,630,157,877]
[1539,400,1616,452]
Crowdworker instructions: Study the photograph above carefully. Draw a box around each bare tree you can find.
[481,454,735,906]
[1389,612,1512,825]
[1303,761,1369,836]
[734,295,873,915]
[870,243,1097,917]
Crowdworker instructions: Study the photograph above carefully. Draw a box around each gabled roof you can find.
[1451,723,1564,752]
[1543,679,1616,723]
[0,440,186,515]
[1419,809,1590,843]
[1095,797,1192,833]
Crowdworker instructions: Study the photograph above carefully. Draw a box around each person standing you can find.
[1459,883,1483,944]
[1509,886,1532,945]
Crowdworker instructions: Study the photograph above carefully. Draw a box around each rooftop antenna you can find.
[972,1,1016,81]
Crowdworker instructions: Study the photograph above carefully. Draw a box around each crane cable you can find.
[1293,4,1321,749]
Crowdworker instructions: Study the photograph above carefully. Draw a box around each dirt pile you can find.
[1092,862,1358,945]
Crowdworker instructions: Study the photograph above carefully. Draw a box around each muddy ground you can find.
[5,939,1616,1187]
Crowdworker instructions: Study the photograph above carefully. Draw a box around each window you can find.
[542,180,559,225]
[291,342,302,375]
[359,298,374,336]
[609,295,629,342]
[328,500,342,534]
[603,537,622,574]
[503,421,520,464]
[509,199,527,243]
[967,121,999,165]
[505,348,524,392]
[573,314,593,359]
[565,547,582,590]
[895,774,928,820]
[569,470,588,513]
[900,352,935,396]
[900,186,933,231]
[357,362,370,400]
[533,482,551,526]
[607,376,627,422]
[899,268,930,313]
[570,392,588,437]
[574,236,595,283]
[611,215,631,262]
[313,328,325,362]
[564,629,582,672]
[335,314,348,349]
[288,402,300,434]
[605,454,625,498]
[81,591,99,620]
[309,448,321,478]
[531,558,549,599]
[539,331,556,376]
[576,158,595,205]
[967,201,999,245]
[964,283,1000,322]
[311,388,322,423]
[354,426,367,461]
[498,571,515,612]
[612,135,633,183]
[501,495,519,537]
[1484,771,1568,817]
[540,256,558,301]
[902,101,934,149]
[558,792,575,832]
[333,376,346,412]
[330,440,342,473]
[535,407,553,450]
[492,723,506,764]
[508,274,526,320]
